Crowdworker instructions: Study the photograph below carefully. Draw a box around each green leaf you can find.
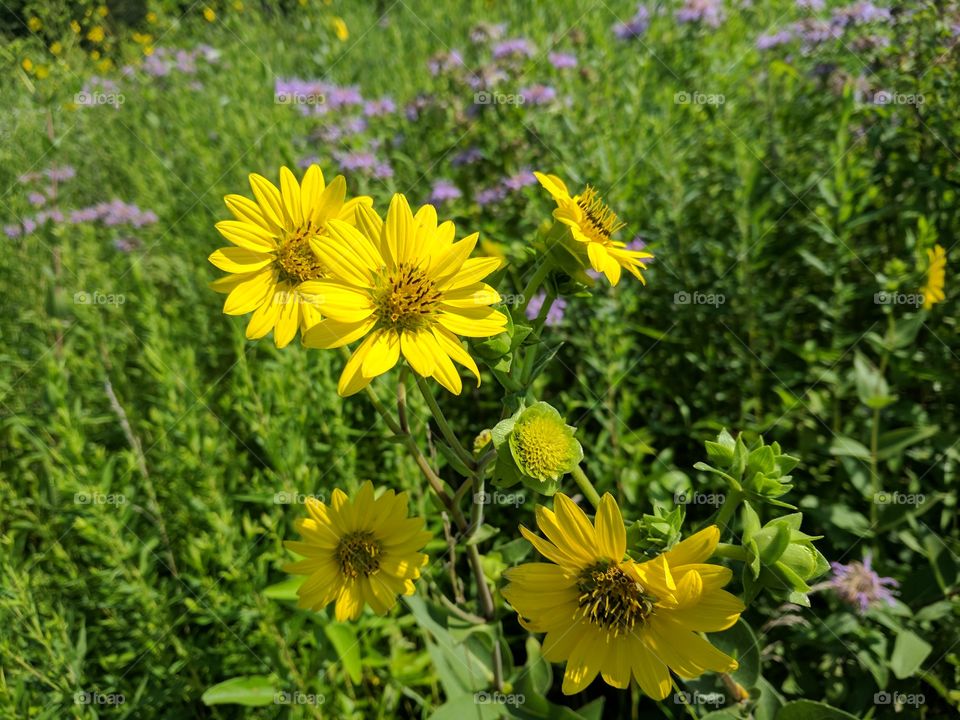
[711,619,760,688]
[201,676,276,707]
[829,436,871,461]
[262,576,303,601]
[776,700,859,720]
[324,623,363,684]
[890,629,933,679]
[853,352,895,409]
[429,693,504,720]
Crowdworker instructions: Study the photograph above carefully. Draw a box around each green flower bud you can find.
[695,429,798,509]
[491,402,583,495]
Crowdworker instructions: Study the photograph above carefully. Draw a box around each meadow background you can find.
[1,0,959,718]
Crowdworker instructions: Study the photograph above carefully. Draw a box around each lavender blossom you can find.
[757,30,793,50]
[45,165,76,182]
[613,6,651,39]
[363,96,396,117]
[525,292,567,326]
[470,22,508,44]
[427,50,465,76]
[520,84,557,105]
[676,0,725,27]
[476,186,507,206]
[452,148,484,167]
[825,554,898,614]
[429,180,462,204]
[492,38,535,59]
[28,192,47,207]
[503,169,537,191]
[548,52,578,69]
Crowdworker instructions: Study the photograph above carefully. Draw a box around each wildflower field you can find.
[3,0,960,718]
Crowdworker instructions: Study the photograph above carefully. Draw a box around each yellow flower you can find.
[232,0,244,10]
[143,45,154,56]
[146,11,157,24]
[50,41,63,55]
[502,494,744,697]
[35,65,50,79]
[302,194,507,396]
[21,58,33,72]
[203,6,216,22]
[90,50,101,60]
[284,481,430,621]
[87,26,105,42]
[921,244,946,310]
[97,4,109,16]
[209,165,372,349]
[534,171,653,286]
[97,58,112,72]
[332,16,349,41]
[28,16,42,31]
[132,32,153,45]
[70,20,81,33]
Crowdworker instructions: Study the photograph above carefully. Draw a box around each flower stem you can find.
[713,543,750,562]
[415,374,476,471]
[521,290,556,386]
[519,261,551,314]
[570,465,601,508]
[714,489,743,533]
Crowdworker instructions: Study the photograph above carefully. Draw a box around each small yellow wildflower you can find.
[203,7,216,22]
[35,65,50,79]
[50,41,63,55]
[144,45,155,56]
[28,16,42,32]
[921,244,946,310]
[21,58,33,72]
[87,26,105,42]
[97,4,109,16]
[332,17,349,41]
[90,50,101,60]
[146,11,157,23]
[70,20,81,33]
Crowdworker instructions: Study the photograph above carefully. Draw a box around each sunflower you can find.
[501,493,744,697]
[284,481,431,621]
[921,244,946,310]
[209,165,372,348]
[301,193,507,396]
[534,172,653,286]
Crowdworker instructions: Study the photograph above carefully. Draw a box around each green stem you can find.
[570,465,602,508]
[415,374,476,471]
[714,489,743,533]
[713,542,750,562]
[521,291,556,386]
[519,261,551,314]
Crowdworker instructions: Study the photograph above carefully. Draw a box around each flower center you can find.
[575,186,625,244]
[335,531,382,579]
[513,416,574,480]
[372,263,442,331]
[278,223,325,282]
[576,561,656,635]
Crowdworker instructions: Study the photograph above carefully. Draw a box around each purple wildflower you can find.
[429,180,462,204]
[757,30,793,49]
[796,0,824,8]
[503,169,537,191]
[452,148,484,167]
[520,84,557,105]
[476,186,507,206]
[613,6,651,39]
[676,0,725,27]
[333,150,378,172]
[45,165,76,182]
[492,38,535,59]
[548,52,578,69]
[525,292,567,326]
[427,50,465,76]
[4,224,21,238]
[18,172,41,185]
[28,192,47,207]
[114,237,142,252]
[22,218,37,234]
[372,163,394,180]
[470,22,508,44]
[363,96,396,117]
[825,554,898,614]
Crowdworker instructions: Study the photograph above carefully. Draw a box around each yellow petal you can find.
[215,220,277,251]
[432,327,481,385]
[279,166,303,229]
[664,526,720,568]
[300,164,325,220]
[431,232,479,284]
[384,193,414,265]
[312,174,346,225]
[299,280,374,323]
[225,193,271,231]
[337,332,379,396]
[303,317,376,349]
[273,290,300,348]
[400,330,435,377]
[534,171,572,203]
[249,173,286,232]
[439,256,503,291]
[631,639,672,700]
[561,630,605,694]
[208,247,274,274]
[223,268,277,315]
[361,329,401,378]
[595,493,626,561]
[245,289,283,339]
[315,220,378,286]
[437,307,507,338]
